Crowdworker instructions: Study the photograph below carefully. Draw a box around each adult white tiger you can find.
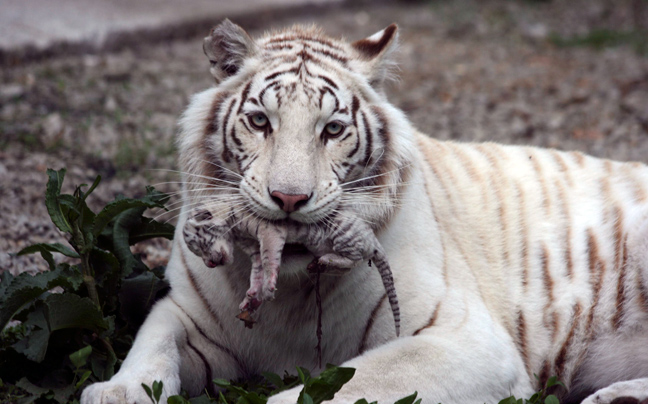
[81,20,648,404]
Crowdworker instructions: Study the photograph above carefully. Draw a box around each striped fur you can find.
[81,21,648,404]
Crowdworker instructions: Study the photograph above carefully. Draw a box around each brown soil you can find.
[2,0,647,275]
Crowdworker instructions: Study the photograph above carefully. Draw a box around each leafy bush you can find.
[0,168,173,403]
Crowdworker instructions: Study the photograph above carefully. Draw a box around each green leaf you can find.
[0,265,83,331]
[211,378,267,404]
[11,303,50,362]
[129,217,175,244]
[142,383,154,402]
[168,396,191,404]
[90,347,117,382]
[81,175,102,202]
[190,396,214,404]
[44,293,108,332]
[497,397,517,404]
[262,372,284,389]
[153,380,164,402]
[302,365,355,404]
[18,243,80,259]
[16,377,50,398]
[112,207,148,277]
[212,378,231,388]
[16,245,56,271]
[11,294,106,362]
[393,392,418,404]
[16,376,75,403]
[545,376,557,388]
[296,367,310,387]
[93,188,169,239]
[301,392,314,404]
[119,271,169,329]
[354,400,370,404]
[69,345,93,368]
[45,168,72,233]
[75,370,92,390]
[544,395,560,404]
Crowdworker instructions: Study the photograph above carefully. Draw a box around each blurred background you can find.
[1,0,647,275]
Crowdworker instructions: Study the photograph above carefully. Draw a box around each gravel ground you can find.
[2,0,648,275]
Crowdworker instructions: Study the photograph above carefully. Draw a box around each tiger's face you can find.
[180,21,409,227]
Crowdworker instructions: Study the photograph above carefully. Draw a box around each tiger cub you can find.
[182,205,401,336]
[80,20,648,404]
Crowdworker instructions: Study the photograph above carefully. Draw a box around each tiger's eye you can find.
[249,113,269,129]
[324,122,344,137]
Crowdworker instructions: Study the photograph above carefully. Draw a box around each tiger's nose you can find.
[270,191,311,213]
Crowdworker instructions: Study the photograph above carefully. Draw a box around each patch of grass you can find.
[114,137,150,176]
[549,29,648,55]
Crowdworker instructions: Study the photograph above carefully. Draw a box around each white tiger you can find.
[81,20,648,404]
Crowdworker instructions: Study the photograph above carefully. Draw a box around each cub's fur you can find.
[81,20,648,404]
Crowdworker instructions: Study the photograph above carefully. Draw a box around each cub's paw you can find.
[204,238,234,267]
[183,209,233,268]
[306,255,355,275]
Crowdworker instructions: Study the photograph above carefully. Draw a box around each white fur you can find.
[81,23,648,404]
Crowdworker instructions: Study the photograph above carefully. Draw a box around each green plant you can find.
[145,365,421,404]
[549,29,648,55]
[498,375,564,404]
[0,168,174,403]
[142,380,165,404]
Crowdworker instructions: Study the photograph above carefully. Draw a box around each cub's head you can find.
[178,20,414,226]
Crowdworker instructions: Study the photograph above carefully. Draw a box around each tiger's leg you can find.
[267,306,534,404]
[79,299,193,403]
[581,379,648,404]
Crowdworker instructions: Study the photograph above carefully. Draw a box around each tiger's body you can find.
[81,21,648,404]
[182,205,400,335]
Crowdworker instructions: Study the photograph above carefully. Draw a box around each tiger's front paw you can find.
[80,376,177,404]
[581,379,648,404]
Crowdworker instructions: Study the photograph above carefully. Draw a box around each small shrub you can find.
[0,168,174,403]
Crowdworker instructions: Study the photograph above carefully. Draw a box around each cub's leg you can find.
[238,239,264,312]
[256,222,288,301]
[80,299,186,404]
[581,379,648,404]
[268,308,534,404]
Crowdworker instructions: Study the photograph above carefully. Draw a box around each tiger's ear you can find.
[351,24,399,89]
[203,19,258,82]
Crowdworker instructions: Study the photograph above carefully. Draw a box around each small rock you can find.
[42,113,65,146]
[354,11,369,26]
[0,84,24,100]
[104,96,118,112]
[522,23,549,40]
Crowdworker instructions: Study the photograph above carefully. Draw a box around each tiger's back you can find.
[415,134,648,400]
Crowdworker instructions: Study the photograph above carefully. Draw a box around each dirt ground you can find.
[2,0,648,275]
